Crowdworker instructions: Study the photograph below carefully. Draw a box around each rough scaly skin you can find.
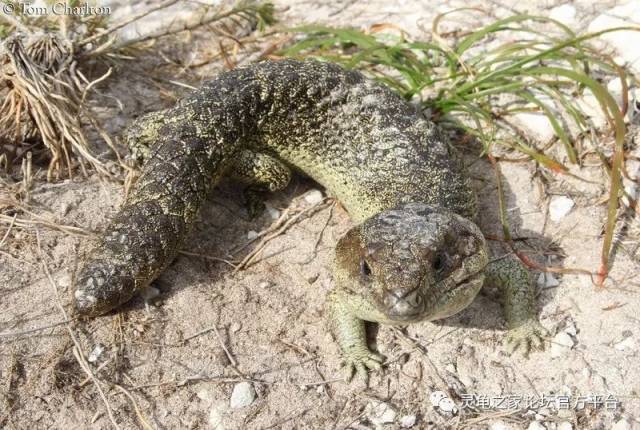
[74,59,546,381]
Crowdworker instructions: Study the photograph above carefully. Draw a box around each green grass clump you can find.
[280,12,639,285]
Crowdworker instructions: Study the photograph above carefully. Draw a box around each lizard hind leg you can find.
[229,150,292,219]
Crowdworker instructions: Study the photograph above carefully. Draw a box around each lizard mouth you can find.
[384,288,425,321]
[384,270,484,323]
[426,270,485,321]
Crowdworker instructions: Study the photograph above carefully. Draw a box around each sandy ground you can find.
[1,1,640,429]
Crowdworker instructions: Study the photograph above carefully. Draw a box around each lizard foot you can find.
[505,320,548,357]
[342,349,384,384]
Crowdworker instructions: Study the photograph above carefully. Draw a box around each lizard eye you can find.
[360,259,372,278]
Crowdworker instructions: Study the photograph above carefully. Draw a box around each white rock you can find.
[557,422,572,430]
[56,273,72,289]
[576,89,609,129]
[140,286,160,302]
[551,332,575,358]
[612,419,632,430]
[208,401,227,430]
[549,196,574,222]
[489,421,511,430]
[527,421,547,430]
[197,389,211,401]
[257,281,273,289]
[428,390,458,413]
[229,322,242,333]
[229,382,255,408]
[399,414,417,428]
[303,189,324,205]
[607,78,629,111]
[588,4,640,74]
[365,400,397,426]
[438,397,458,413]
[549,4,576,25]
[429,390,447,407]
[622,176,639,207]
[614,336,636,351]
[265,204,280,220]
[88,344,104,363]
[537,273,560,288]
[564,322,577,337]
[247,230,259,240]
[512,112,556,143]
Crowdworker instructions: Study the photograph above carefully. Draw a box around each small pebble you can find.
[365,400,397,426]
[197,389,211,401]
[614,336,635,351]
[88,344,105,363]
[549,196,575,222]
[549,4,576,24]
[489,421,510,430]
[551,332,575,358]
[265,204,280,220]
[557,422,572,430]
[247,230,259,240]
[229,322,242,333]
[303,189,324,205]
[257,281,273,289]
[229,382,256,408]
[438,397,457,413]
[429,390,457,413]
[57,273,72,289]
[527,421,546,430]
[612,418,631,430]
[564,322,577,337]
[429,391,447,407]
[399,414,417,428]
[537,273,560,288]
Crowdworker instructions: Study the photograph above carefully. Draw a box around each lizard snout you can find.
[384,288,424,320]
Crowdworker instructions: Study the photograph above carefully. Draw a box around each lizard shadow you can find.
[117,175,315,313]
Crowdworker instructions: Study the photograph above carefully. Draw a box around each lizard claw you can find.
[505,320,548,357]
[342,350,384,384]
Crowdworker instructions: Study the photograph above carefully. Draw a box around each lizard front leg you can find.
[484,256,548,355]
[327,289,385,383]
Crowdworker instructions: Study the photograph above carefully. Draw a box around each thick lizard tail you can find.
[74,69,262,315]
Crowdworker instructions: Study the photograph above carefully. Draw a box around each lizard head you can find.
[334,202,488,323]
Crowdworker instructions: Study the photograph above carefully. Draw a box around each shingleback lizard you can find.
[74,59,546,381]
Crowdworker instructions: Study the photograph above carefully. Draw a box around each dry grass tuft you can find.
[0,0,275,181]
